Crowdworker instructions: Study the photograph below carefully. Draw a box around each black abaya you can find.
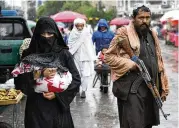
[14,17,81,128]
[15,50,81,128]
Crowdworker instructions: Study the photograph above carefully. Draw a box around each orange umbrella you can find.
[51,11,87,22]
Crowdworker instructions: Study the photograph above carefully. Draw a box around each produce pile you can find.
[0,89,20,100]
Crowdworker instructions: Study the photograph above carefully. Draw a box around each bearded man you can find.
[104,5,169,128]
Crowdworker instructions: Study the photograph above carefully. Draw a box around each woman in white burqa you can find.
[68,18,95,98]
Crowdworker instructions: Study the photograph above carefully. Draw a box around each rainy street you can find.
[0,39,178,128]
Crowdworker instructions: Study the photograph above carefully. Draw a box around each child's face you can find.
[102,48,108,54]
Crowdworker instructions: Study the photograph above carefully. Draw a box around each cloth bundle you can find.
[11,53,72,93]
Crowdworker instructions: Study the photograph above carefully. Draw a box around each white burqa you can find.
[68,18,95,91]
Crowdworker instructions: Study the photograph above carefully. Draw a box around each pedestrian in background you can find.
[92,19,114,55]
[60,28,68,44]
[68,18,95,98]
[14,17,81,128]
[105,5,169,128]
[95,46,110,92]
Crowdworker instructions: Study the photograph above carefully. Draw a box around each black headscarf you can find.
[22,17,68,58]
[20,17,69,72]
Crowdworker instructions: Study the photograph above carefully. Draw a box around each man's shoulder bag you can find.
[112,71,140,100]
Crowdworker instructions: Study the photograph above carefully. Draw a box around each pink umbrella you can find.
[110,17,130,26]
[51,11,87,22]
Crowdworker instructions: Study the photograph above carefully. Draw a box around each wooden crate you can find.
[0,92,24,106]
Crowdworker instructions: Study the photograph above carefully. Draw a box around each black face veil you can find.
[22,17,68,58]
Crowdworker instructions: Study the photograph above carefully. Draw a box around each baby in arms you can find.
[11,54,72,93]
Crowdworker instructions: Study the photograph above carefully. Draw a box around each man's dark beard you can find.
[135,24,150,38]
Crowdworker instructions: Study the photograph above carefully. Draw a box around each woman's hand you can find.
[43,68,57,78]
[43,92,56,100]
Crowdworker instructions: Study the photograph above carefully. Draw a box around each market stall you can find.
[0,79,23,128]
[160,10,179,47]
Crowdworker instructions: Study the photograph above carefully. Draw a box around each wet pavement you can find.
[0,40,178,128]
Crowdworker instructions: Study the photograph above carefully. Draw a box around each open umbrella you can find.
[160,10,179,22]
[51,11,87,22]
[110,17,130,26]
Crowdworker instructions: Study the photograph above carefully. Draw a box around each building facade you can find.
[21,0,44,19]
[91,0,116,11]
[116,0,179,17]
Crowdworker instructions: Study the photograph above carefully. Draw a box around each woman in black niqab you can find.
[22,16,68,56]
[14,17,81,128]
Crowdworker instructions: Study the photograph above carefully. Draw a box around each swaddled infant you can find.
[12,57,72,93]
